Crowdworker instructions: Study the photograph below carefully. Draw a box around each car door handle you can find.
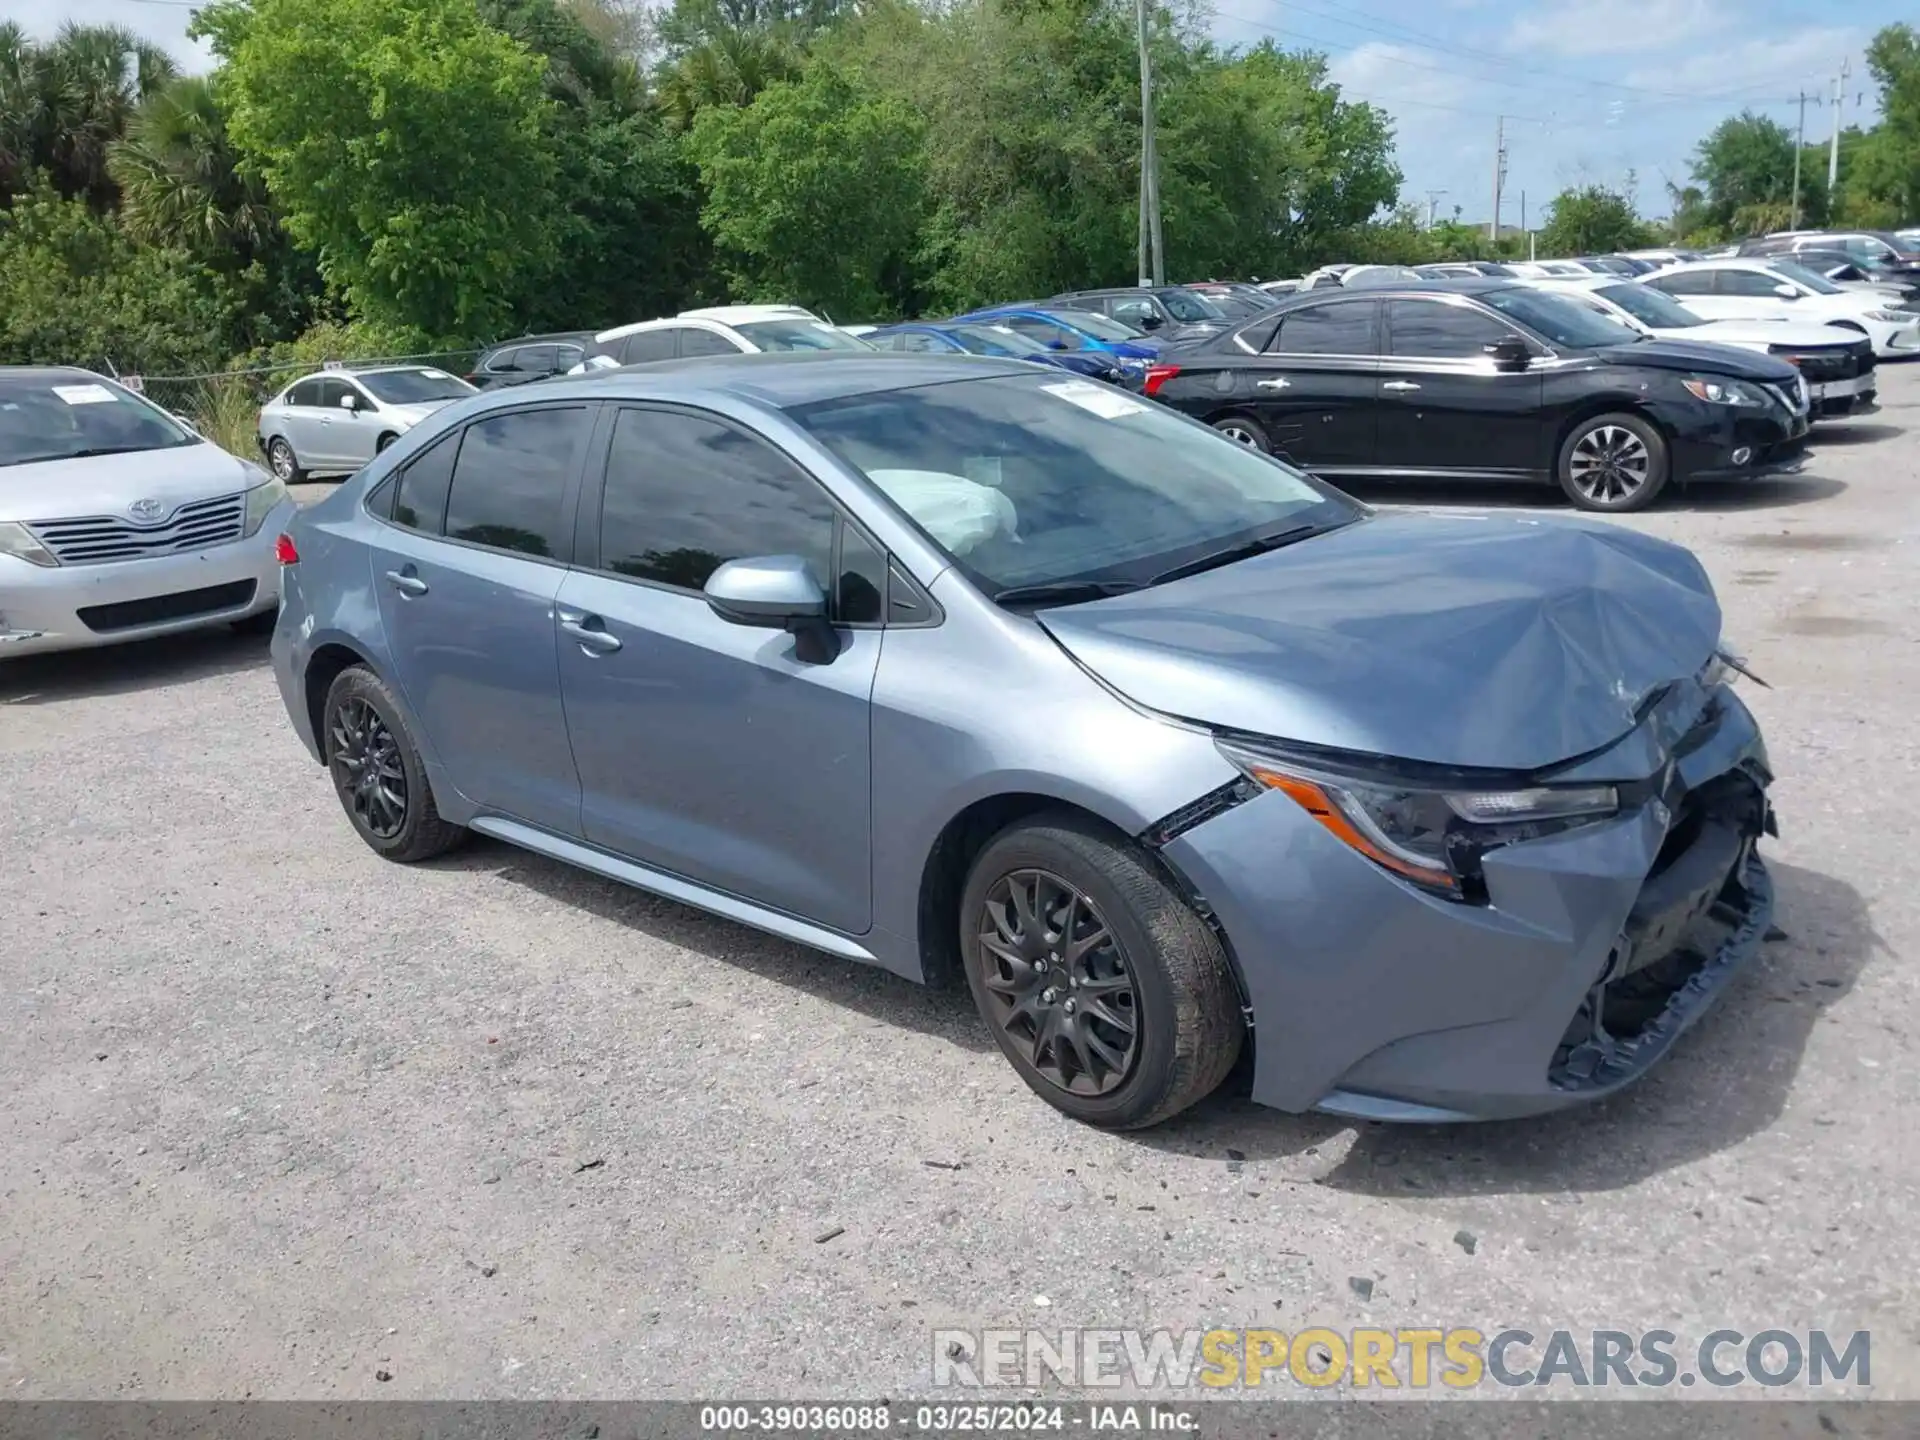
[384,570,428,597]
[1255,377,1291,391]
[1382,380,1422,393]
[557,610,622,655]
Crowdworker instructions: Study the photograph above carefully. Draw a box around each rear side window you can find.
[620,330,677,364]
[1268,301,1378,356]
[598,408,834,594]
[485,347,524,374]
[288,378,323,406]
[677,328,741,357]
[442,407,589,559]
[516,344,556,375]
[392,433,459,534]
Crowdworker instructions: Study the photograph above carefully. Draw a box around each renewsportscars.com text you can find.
[933,1326,1871,1390]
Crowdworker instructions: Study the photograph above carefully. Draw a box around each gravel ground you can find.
[2,367,1917,1402]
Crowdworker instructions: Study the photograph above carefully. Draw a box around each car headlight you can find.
[242,476,290,537]
[1682,377,1764,406]
[0,521,58,567]
[1216,739,1619,900]
[1864,309,1906,323]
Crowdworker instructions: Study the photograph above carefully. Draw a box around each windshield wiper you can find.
[63,445,160,459]
[991,578,1146,607]
[1145,522,1322,587]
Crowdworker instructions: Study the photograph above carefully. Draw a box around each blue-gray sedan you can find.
[269,353,1777,1128]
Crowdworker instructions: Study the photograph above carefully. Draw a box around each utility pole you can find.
[1489,116,1507,245]
[1424,189,1447,230]
[1520,190,1527,240]
[1136,0,1163,286]
[1791,90,1807,230]
[1828,58,1849,195]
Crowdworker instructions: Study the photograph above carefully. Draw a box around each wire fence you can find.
[123,350,484,461]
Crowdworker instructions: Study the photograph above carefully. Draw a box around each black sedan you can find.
[1140,279,1813,512]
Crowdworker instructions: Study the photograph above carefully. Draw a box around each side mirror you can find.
[1773,282,1799,299]
[1047,339,1068,351]
[704,555,837,661]
[338,392,359,411]
[1486,335,1533,371]
[171,413,199,435]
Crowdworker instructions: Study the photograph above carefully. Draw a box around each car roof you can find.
[483,331,593,349]
[1272,276,1515,300]
[466,351,1033,412]
[0,365,112,385]
[593,316,730,343]
[678,304,818,324]
[1653,257,1778,272]
[1527,275,1615,291]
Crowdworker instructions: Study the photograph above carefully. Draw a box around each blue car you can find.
[949,306,1163,374]
[270,351,1776,1130]
[865,321,1133,384]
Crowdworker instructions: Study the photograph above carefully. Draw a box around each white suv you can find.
[571,305,873,371]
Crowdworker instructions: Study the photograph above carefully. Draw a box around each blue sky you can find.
[1213,0,1909,223]
[10,0,1911,224]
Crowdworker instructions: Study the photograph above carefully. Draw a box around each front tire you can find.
[1557,412,1669,512]
[321,666,465,863]
[376,432,399,454]
[1210,413,1271,452]
[267,437,306,484]
[961,815,1243,1129]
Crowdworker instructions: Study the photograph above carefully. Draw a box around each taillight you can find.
[274,533,299,565]
[1142,363,1181,397]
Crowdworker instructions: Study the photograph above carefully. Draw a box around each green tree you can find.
[688,57,925,316]
[108,76,275,254]
[1536,184,1653,256]
[1691,111,1799,235]
[196,0,557,339]
[0,22,175,209]
[1848,25,1920,224]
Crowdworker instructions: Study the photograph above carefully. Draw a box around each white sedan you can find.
[1642,258,1920,359]
[0,367,294,658]
[1525,275,1881,420]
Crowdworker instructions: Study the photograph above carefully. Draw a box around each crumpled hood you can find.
[0,441,260,525]
[1592,337,1799,382]
[1037,511,1722,772]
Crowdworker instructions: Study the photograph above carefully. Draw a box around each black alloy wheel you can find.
[329,695,408,840]
[319,666,465,862]
[960,816,1243,1129]
[977,868,1140,1097]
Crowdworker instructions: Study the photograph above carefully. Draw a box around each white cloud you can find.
[1506,0,1732,57]
[1622,26,1859,101]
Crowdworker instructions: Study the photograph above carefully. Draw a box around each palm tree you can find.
[110,75,276,255]
[657,26,801,130]
[0,22,175,209]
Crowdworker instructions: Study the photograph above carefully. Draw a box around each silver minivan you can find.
[257,366,477,481]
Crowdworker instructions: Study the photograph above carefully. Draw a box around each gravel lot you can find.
[3,367,1917,1401]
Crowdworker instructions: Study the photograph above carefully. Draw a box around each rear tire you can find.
[1210,413,1271,452]
[1557,412,1669,512]
[267,437,306,484]
[321,666,465,863]
[376,432,399,453]
[960,815,1243,1129]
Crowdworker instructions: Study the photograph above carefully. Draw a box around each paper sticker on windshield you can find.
[53,384,116,406]
[1042,380,1145,419]
[421,369,451,379]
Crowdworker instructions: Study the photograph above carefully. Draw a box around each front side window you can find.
[1719,269,1789,297]
[1385,300,1518,359]
[358,368,477,405]
[442,406,589,559]
[732,319,871,352]
[1763,260,1842,295]
[790,374,1357,596]
[1110,299,1159,327]
[1479,287,1641,348]
[319,378,357,409]
[1159,290,1223,322]
[0,374,196,468]
[949,324,1050,358]
[1269,301,1378,356]
[1001,316,1082,351]
[1046,308,1140,341]
[598,408,834,593]
[1595,282,1702,328]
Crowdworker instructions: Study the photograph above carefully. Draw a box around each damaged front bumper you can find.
[1157,683,1776,1122]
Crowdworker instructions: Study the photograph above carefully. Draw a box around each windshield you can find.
[1766,260,1843,295]
[790,373,1358,595]
[0,375,196,468]
[1595,282,1703,328]
[947,324,1051,358]
[1042,308,1142,341]
[736,320,873,352]
[1160,290,1224,322]
[1482,287,1643,348]
[357,368,477,405]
